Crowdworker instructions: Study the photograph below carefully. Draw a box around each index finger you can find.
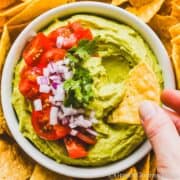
[161,89,180,114]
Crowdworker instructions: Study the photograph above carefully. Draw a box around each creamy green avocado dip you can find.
[12,14,163,166]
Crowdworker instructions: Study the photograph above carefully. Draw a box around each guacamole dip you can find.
[12,14,163,166]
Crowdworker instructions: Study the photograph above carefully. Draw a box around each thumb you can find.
[139,101,180,164]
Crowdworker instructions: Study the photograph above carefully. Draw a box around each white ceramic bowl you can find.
[1,2,175,179]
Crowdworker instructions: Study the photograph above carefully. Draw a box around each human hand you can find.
[139,89,180,180]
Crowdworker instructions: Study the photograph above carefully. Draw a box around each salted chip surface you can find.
[0,1,31,17]
[7,0,68,25]
[108,62,160,124]
[0,0,16,10]
[170,23,180,38]
[112,167,137,180]
[0,138,34,179]
[149,14,178,40]
[112,0,128,6]
[139,154,150,180]
[30,164,73,180]
[129,0,153,8]
[126,0,165,23]
[171,2,180,21]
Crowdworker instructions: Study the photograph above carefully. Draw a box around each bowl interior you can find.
[1,2,175,179]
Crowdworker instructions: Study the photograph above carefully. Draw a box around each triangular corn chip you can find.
[7,0,68,25]
[108,62,160,124]
[112,0,128,6]
[129,0,153,8]
[170,23,180,38]
[126,0,165,23]
[0,0,16,10]
[171,35,180,89]
[30,164,73,180]
[0,138,34,179]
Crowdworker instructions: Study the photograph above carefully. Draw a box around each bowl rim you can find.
[1,1,175,179]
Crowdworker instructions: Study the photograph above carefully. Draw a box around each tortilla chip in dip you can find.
[126,0,165,23]
[109,62,160,124]
[6,0,68,25]
[30,164,73,180]
[0,137,34,179]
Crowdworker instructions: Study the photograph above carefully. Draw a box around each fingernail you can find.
[139,101,157,121]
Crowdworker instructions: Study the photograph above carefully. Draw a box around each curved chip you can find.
[171,35,180,89]
[0,0,16,10]
[126,0,165,23]
[30,164,73,180]
[108,62,160,124]
[7,0,68,25]
[129,0,153,8]
[112,0,128,6]
[169,23,180,38]
[0,138,34,179]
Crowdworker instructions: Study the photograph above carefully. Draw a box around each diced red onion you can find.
[62,106,78,116]
[70,129,78,136]
[74,115,92,128]
[43,68,50,77]
[56,36,64,48]
[61,118,69,125]
[39,84,50,93]
[37,76,49,85]
[49,106,58,125]
[63,58,70,65]
[64,71,73,80]
[86,128,98,136]
[69,123,77,129]
[47,62,58,73]
[53,84,65,101]
[33,99,42,111]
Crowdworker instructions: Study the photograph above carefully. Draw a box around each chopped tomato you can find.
[62,34,77,49]
[77,132,96,145]
[48,27,71,42]
[39,48,66,66]
[69,22,93,41]
[64,137,88,159]
[32,109,70,140]
[21,66,42,81]
[19,66,42,99]
[23,33,53,66]
[19,79,39,99]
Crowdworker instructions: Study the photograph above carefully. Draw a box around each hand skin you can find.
[139,90,180,180]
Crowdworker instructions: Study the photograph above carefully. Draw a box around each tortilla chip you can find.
[0,25,11,135]
[170,23,180,38]
[171,2,180,21]
[112,0,128,6]
[171,35,180,89]
[139,154,150,180]
[109,62,160,124]
[129,0,153,8]
[159,0,173,15]
[0,137,34,179]
[149,152,157,180]
[0,17,6,29]
[0,0,16,10]
[7,0,68,25]
[0,1,31,17]
[112,167,135,180]
[126,0,165,23]
[149,15,178,40]
[30,164,73,180]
